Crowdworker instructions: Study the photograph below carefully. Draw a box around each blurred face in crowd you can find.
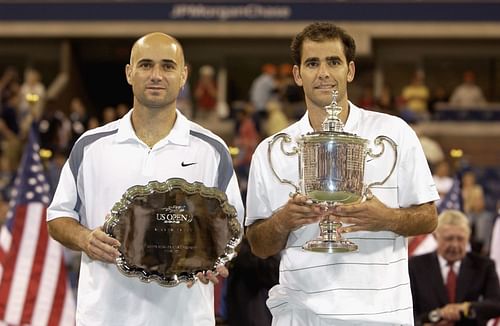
[435,223,469,264]
[126,32,187,111]
[292,38,355,112]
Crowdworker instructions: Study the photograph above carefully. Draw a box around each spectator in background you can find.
[19,67,46,121]
[449,70,487,108]
[115,103,129,118]
[400,69,430,123]
[357,85,376,110]
[409,210,500,326]
[428,85,449,117]
[462,170,482,214]
[277,63,303,120]
[265,99,289,137]
[375,84,396,115]
[249,63,278,134]
[102,106,117,125]
[465,186,494,255]
[68,97,88,147]
[194,65,217,121]
[432,160,454,200]
[233,103,259,177]
[0,66,20,109]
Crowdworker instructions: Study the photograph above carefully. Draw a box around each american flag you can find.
[0,126,75,326]
[408,176,462,256]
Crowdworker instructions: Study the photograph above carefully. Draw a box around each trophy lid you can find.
[299,131,368,145]
[300,89,368,145]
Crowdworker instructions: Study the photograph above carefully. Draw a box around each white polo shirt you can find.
[246,102,439,325]
[48,109,244,326]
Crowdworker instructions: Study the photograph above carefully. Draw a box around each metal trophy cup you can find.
[268,89,397,253]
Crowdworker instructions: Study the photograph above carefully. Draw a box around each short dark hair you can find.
[290,22,356,66]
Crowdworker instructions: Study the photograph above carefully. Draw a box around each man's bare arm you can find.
[246,195,323,259]
[47,217,120,263]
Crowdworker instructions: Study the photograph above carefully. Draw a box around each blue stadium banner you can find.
[1,1,500,22]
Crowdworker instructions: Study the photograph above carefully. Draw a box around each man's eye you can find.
[163,64,176,70]
[305,61,319,68]
[139,63,152,68]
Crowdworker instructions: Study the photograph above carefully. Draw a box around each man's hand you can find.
[328,195,437,236]
[187,265,229,288]
[247,193,327,258]
[273,193,325,233]
[82,226,121,263]
[329,195,396,233]
[438,302,470,322]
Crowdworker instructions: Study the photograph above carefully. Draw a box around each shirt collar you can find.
[298,101,361,134]
[437,254,461,275]
[115,108,191,147]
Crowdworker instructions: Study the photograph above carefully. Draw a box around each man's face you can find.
[293,39,355,111]
[126,37,187,110]
[435,224,469,263]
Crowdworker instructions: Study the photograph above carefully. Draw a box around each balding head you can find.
[126,32,188,111]
[130,32,185,67]
[435,209,470,264]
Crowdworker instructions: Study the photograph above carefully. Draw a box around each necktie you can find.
[446,262,457,303]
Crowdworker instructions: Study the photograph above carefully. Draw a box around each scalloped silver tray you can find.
[104,178,242,287]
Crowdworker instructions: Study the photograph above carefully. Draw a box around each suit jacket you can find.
[409,251,500,326]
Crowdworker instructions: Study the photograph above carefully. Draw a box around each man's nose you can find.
[318,63,330,79]
[150,64,163,81]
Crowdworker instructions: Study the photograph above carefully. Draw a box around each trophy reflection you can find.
[268,89,397,253]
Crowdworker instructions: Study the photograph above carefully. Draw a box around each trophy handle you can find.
[364,135,398,195]
[268,132,300,193]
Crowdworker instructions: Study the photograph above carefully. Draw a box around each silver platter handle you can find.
[364,135,398,196]
[268,132,300,193]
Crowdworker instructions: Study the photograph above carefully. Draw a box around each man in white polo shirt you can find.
[246,22,440,325]
[47,32,244,326]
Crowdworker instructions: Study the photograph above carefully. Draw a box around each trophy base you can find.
[302,238,358,253]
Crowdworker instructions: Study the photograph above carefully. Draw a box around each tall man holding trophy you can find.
[47,33,244,325]
[246,22,440,325]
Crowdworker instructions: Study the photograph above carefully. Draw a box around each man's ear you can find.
[125,64,132,85]
[347,61,355,83]
[292,65,303,87]
[180,64,188,88]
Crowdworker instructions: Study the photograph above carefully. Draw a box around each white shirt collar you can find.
[437,254,461,282]
[114,108,191,147]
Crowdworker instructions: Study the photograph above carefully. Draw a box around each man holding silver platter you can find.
[246,22,439,325]
[47,32,244,325]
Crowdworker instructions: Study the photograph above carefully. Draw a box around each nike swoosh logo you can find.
[181,161,197,167]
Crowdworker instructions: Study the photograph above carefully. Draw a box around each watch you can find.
[428,309,441,322]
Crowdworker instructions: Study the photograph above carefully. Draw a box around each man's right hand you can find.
[272,193,324,234]
[82,226,121,263]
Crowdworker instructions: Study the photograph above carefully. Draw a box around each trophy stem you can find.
[302,215,358,253]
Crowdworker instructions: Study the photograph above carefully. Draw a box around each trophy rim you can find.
[103,177,242,287]
[300,131,369,145]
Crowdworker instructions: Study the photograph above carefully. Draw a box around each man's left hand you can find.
[186,265,228,288]
[329,195,396,233]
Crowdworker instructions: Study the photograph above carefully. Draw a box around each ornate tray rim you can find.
[103,177,242,287]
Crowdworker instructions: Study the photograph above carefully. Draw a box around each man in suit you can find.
[410,209,500,325]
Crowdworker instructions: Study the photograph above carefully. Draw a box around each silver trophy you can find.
[268,89,397,253]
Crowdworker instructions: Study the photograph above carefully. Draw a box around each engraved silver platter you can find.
[103,178,242,287]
